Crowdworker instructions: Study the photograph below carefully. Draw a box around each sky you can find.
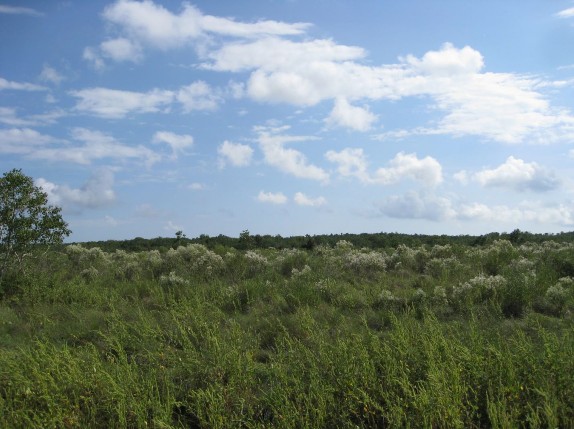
[1,0,574,242]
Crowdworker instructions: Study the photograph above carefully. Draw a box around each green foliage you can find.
[0,169,70,291]
[1,236,574,427]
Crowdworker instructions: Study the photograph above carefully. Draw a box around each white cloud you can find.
[164,220,182,232]
[0,128,54,153]
[557,7,574,18]
[70,87,174,118]
[325,98,377,131]
[453,170,469,185]
[325,147,370,182]
[39,65,64,84]
[0,5,41,16]
[376,192,574,227]
[257,190,288,204]
[473,156,560,192]
[0,108,38,127]
[326,149,442,187]
[37,169,116,210]
[189,182,205,191]
[217,140,253,167]
[100,37,142,62]
[378,191,456,221]
[294,192,326,207]
[152,131,194,158]
[403,43,484,76]
[458,202,574,226]
[0,77,45,91]
[204,37,365,72]
[101,0,309,52]
[177,81,221,112]
[374,152,443,187]
[255,126,329,182]
[83,47,105,70]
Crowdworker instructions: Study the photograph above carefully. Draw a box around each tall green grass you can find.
[1,240,573,427]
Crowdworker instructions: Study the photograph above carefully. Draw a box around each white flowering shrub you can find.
[425,256,463,280]
[164,244,224,278]
[480,239,518,275]
[334,240,354,252]
[142,250,163,279]
[375,289,402,310]
[275,248,309,277]
[452,274,507,307]
[542,277,573,316]
[159,271,189,287]
[80,266,99,282]
[388,244,428,273]
[66,245,109,268]
[291,264,312,278]
[343,250,387,278]
[112,249,142,281]
[243,250,270,276]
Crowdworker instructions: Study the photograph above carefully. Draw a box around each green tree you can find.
[0,169,70,287]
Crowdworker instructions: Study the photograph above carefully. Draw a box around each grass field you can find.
[1,239,573,428]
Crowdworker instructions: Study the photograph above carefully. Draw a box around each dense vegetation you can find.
[1,236,573,428]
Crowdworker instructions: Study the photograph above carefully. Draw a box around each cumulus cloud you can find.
[326,149,442,187]
[70,87,174,118]
[557,7,574,18]
[376,191,574,227]
[294,192,327,207]
[255,126,329,182]
[473,156,560,192]
[176,81,221,112]
[378,191,456,221]
[458,202,574,226]
[0,77,45,91]
[257,190,288,204]
[101,0,309,52]
[83,47,105,70]
[71,82,221,117]
[86,1,574,143]
[325,98,377,131]
[325,147,370,182]
[37,169,116,210]
[100,37,143,62]
[0,128,55,154]
[39,65,65,84]
[374,152,443,186]
[217,140,253,167]
[152,131,194,158]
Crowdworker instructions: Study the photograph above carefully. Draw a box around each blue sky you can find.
[1,0,574,242]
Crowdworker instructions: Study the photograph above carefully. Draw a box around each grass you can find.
[0,240,573,427]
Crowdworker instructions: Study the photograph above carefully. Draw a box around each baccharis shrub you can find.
[66,245,109,267]
[544,277,573,316]
[80,266,99,282]
[424,256,463,280]
[344,249,387,277]
[291,264,312,278]
[159,271,189,287]
[166,244,224,278]
[452,274,507,306]
[244,250,269,275]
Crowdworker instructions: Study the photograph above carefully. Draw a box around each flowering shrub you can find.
[275,248,308,277]
[452,274,507,307]
[159,271,189,287]
[291,264,312,278]
[342,250,387,277]
[243,250,270,276]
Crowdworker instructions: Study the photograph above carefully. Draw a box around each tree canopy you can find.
[0,169,70,285]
